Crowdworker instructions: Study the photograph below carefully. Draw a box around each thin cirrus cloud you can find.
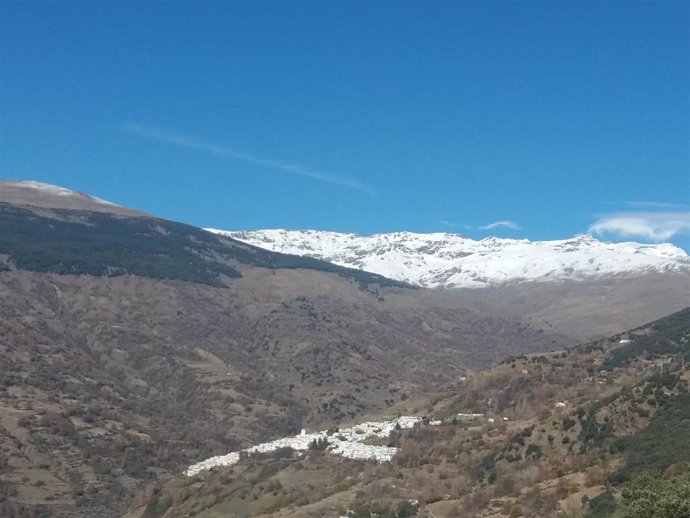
[124,124,375,196]
[589,209,690,242]
[479,220,521,231]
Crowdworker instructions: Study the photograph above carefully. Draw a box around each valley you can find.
[3,2,687,516]
[0,182,688,518]
[125,307,690,518]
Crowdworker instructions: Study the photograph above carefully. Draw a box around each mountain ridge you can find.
[0,180,149,217]
[208,228,690,289]
[0,181,569,518]
[4,180,687,290]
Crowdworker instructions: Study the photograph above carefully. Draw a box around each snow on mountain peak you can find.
[206,228,690,288]
[13,181,76,196]
[2,180,120,207]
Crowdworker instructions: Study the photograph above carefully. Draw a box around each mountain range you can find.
[208,229,690,289]
[209,228,690,339]
[1,180,689,518]
[0,181,564,518]
[4,181,688,292]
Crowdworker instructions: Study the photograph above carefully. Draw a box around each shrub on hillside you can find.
[618,471,690,518]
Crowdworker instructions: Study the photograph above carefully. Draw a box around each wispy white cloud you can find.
[479,220,521,231]
[124,124,375,196]
[590,210,690,242]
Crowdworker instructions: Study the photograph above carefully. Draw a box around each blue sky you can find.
[1,1,689,249]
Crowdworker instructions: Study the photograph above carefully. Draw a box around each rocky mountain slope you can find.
[211,229,690,339]
[2,181,687,517]
[461,273,690,340]
[0,183,566,518]
[125,307,690,518]
[211,229,690,289]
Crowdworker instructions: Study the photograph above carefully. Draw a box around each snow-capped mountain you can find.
[1,180,117,204]
[0,180,146,216]
[206,229,690,288]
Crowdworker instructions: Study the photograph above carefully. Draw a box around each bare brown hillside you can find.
[0,264,564,518]
[457,274,690,339]
[1,187,684,518]
[124,308,690,518]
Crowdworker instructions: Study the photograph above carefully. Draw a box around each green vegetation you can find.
[308,437,330,450]
[585,490,616,518]
[577,407,613,453]
[0,203,406,289]
[603,308,690,370]
[618,471,690,518]
[348,500,418,518]
[143,491,173,518]
[507,425,534,449]
[0,203,241,286]
[479,426,536,480]
[525,443,542,459]
[612,392,690,483]
[561,416,576,431]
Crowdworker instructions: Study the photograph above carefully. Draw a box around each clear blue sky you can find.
[1,0,689,249]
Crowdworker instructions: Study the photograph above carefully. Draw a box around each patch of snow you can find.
[10,181,76,196]
[4,181,121,207]
[88,195,120,206]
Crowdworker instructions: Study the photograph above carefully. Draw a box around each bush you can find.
[586,490,616,518]
[348,500,418,518]
[396,500,419,517]
[602,308,690,370]
[618,471,690,518]
[526,444,542,459]
[309,437,329,450]
[612,393,690,482]
[561,417,576,431]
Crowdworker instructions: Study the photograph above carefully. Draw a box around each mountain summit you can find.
[0,180,147,216]
[207,229,690,288]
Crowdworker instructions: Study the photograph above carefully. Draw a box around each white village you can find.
[185,414,485,477]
